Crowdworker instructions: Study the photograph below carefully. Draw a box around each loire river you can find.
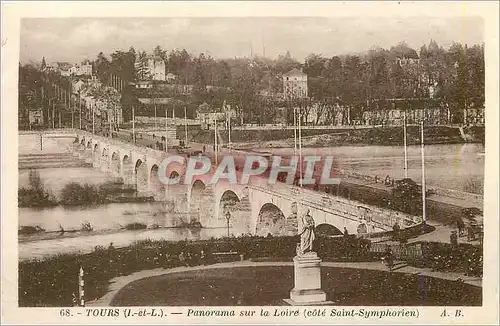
[260,143,485,194]
[18,134,484,260]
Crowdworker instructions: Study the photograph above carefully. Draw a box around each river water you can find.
[18,134,484,260]
[259,143,485,194]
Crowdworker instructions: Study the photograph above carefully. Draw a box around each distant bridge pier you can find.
[165,180,190,214]
[100,148,110,173]
[121,154,134,185]
[149,164,165,201]
[134,159,150,197]
[190,181,217,227]
[92,143,100,169]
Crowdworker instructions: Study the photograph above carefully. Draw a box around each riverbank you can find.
[187,125,485,148]
[18,219,205,244]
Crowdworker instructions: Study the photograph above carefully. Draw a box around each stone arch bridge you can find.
[68,130,420,236]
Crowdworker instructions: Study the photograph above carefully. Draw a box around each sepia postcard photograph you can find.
[1,1,499,325]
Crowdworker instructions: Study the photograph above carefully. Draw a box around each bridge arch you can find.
[86,141,92,149]
[189,180,207,225]
[149,164,165,200]
[135,159,149,194]
[111,152,120,177]
[218,189,251,235]
[255,203,286,236]
[315,223,342,237]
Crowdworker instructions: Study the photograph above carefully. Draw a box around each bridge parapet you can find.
[249,180,421,232]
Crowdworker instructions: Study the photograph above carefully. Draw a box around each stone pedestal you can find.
[284,252,331,305]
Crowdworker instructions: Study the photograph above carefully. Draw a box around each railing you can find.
[250,178,421,231]
[337,168,483,203]
[134,116,199,126]
[19,128,79,136]
[428,185,483,203]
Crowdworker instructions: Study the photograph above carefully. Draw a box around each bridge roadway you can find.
[24,129,422,236]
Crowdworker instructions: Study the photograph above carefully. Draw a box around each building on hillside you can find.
[107,106,124,125]
[464,107,485,126]
[47,62,72,76]
[396,55,420,66]
[147,56,166,81]
[166,73,178,83]
[135,55,166,81]
[283,68,308,99]
[394,46,420,67]
[132,81,154,89]
[69,64,93,76]
[51,62,72,71]
[361,106,451,126]
[137,98,173,106]
[72,80,85,94]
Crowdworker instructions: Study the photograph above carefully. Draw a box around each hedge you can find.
[19,235,482,307]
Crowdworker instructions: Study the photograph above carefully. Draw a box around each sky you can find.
[20,17,484,64]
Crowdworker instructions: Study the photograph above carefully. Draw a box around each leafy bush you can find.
[390,178,423,215]
[18,170,56,207]
[59,182,124,206]
[59,183,104,205]
[408,241,483,277]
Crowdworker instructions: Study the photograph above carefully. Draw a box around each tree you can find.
[134,51,151,81]
[391,178,423,215]
[94,52,111,83]
[109,49,136,86]
[41,57,46,71]
[153,45,165,58]
[304,53,327,78]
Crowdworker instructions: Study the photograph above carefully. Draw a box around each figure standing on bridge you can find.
[297,208,315,256]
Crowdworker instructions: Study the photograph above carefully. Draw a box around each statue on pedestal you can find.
[285,207,329,305]
[297,208,315,256]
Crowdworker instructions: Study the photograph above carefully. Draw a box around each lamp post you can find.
[225,210,231,237]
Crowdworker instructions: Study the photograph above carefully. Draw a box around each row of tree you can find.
[20,39,484,127]
[89,41,483,123]
[19,64,76,128]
